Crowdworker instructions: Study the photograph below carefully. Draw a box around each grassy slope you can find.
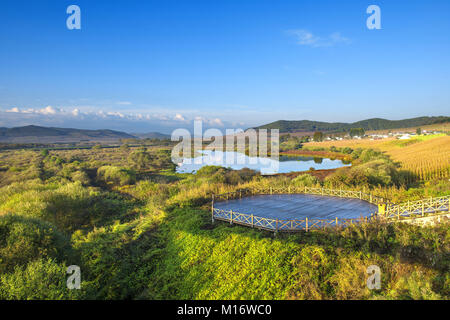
[146,206,449,300]
[1,176,448,300]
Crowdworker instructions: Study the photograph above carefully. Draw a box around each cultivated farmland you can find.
[306,134,450,181]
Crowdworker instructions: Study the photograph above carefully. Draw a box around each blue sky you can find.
[0,0,449,133]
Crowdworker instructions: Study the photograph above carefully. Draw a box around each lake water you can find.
[176,150,350,175]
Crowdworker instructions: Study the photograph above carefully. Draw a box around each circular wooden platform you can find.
[214,194,377,220]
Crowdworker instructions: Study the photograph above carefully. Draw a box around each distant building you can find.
[368,134,389,140]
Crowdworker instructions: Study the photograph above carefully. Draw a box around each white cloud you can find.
[106,111,125,118]
[6,106,61,115]
[287,29,351,47]
[174,113,186,121]
[96,110,106,118]
[0,105,242,133]
[211,118,224,127]
[38,106,58,115]
[289,30,320,46]
[116,101,132,105]
[193,116,224,127]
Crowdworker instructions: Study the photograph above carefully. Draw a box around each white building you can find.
[398,134,411,140]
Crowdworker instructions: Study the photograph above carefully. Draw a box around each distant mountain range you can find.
[254,116,450,133]
[1,117,448,144]
[0,125,139,143]
[132,132,171,140]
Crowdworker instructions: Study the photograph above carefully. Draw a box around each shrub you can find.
[326,159,399,187]
[71,170,91,185]
[358,149,388,163]
[23,163,43,180]
[0,181,129,232]
[234,168,259,182]
[50,156,65,166]
[196,165,224,177]
[119,144,130,152]
[97,166,136,186]
[195,166,258,186]
[40,149,49,157]
[0,258,80,300]
[342,147,353,154]
[0,214,72,274]
[387,271,442,300]
[128,149,153,171]
[292,174,320,186]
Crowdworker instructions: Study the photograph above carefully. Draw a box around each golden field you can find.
[306,134,450,181]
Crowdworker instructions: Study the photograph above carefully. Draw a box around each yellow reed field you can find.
[306,135,450,180]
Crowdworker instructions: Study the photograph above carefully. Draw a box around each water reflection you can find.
[313,157,323,164]
[176,150,351,175]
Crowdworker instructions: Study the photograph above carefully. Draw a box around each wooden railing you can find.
[213,186,384,206]
[211,186,450,231]
[303,187,385,205]
[382,195,450,220]
[211,186,380,232]
[212,208,374,232]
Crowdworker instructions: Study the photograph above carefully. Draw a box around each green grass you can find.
[144,206,448,299]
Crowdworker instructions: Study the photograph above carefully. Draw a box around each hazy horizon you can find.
[0,115,448,135]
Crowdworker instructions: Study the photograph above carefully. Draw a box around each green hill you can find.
[254,116,450,133]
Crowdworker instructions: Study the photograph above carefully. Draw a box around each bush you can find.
[120,144,130,152]
[196,165,224,177]
[0,214,72,274]
[358,149,388,163]
[97,166,136,186]
[71,170,91,185]
[326,159,399,187]
[0,258,80,300]
[292,174,319,186]
[40,149,49,157]
[342,147,353,154]
[195,166,258,186]
[128,149,153,171]
[0,181,130,232]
